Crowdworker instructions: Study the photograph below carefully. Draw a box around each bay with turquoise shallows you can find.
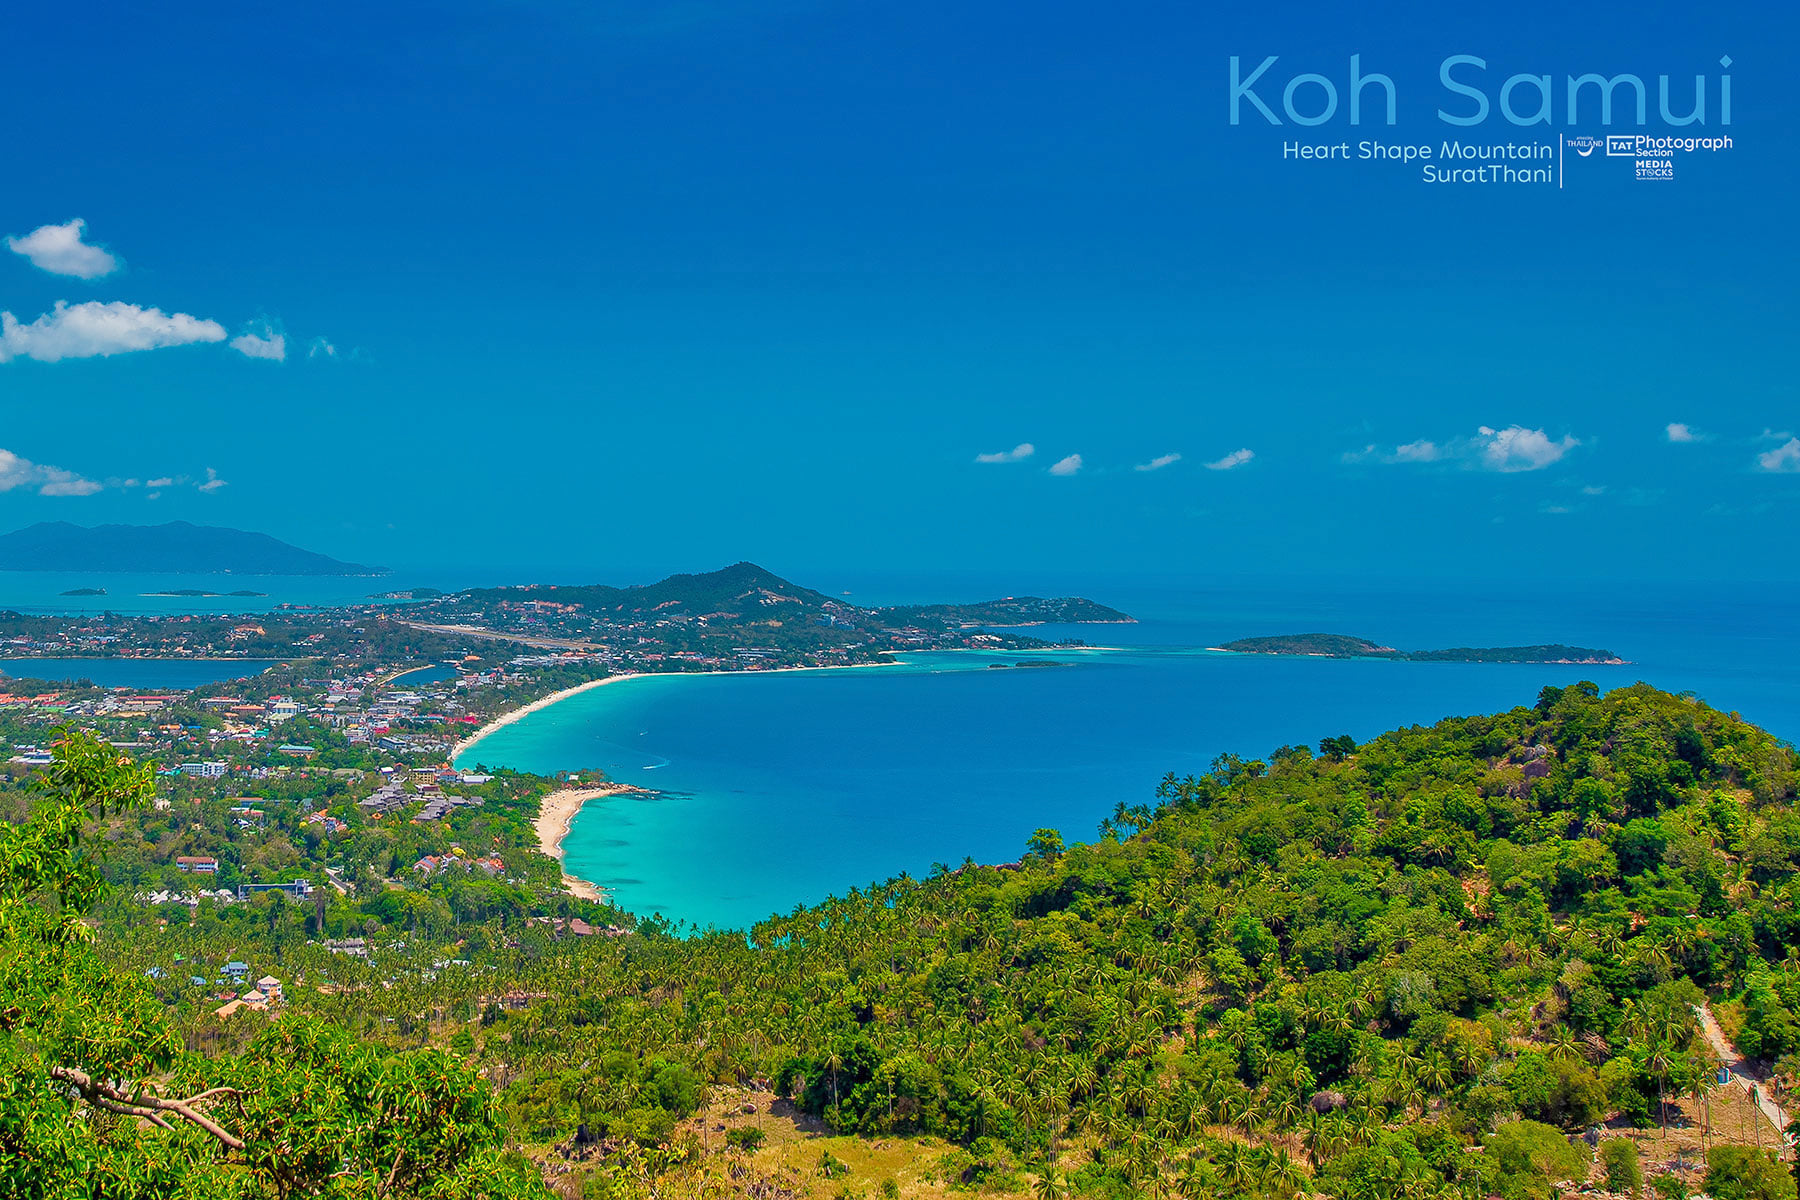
[454,576,1800,933]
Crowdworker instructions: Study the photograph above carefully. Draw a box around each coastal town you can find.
[0,563,1119,966]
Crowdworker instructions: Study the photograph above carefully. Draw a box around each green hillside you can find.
[8,682,1800,1198]
[456,561,835,617]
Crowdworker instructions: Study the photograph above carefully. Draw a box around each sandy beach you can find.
[452,674,635,761]
[532,784,642,901]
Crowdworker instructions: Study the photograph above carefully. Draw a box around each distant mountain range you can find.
[0,522,387,576]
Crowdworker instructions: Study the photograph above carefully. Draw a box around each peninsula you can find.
[0,561,1128,766]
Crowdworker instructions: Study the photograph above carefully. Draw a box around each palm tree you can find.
[1216,1142,1254,1192]
[1176,1094,1206,1140]
[823,1046,844,1109]
[1176,1155,1211,1200]
[1418,1053,1455,1096]
[1264,1147,1310,1197]
[1547,1024,1584,1065]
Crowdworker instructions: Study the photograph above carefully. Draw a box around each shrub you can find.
[1483,1120,1589,1200]
[1600,1139,1642,1196]
[1705,1145,1798,1200]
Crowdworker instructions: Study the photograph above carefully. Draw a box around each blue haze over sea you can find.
[453,573,1800,932]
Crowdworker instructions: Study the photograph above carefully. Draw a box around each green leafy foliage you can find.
[0,730,549,1199]
[1706,1145,1799,1200]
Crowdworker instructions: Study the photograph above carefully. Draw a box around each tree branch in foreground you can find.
[49,1065,246,1151]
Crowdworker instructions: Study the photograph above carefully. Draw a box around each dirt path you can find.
[1696,1002,1793,1149]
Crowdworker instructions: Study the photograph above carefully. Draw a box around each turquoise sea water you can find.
[456,577,1800,932]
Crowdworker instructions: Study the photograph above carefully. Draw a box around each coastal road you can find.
[1696,1002,1794,1149]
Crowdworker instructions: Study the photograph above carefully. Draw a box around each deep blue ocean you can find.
[453,575,1800,932]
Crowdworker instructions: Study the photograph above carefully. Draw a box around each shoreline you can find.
[452,675,626,761]
[533,784,644,901]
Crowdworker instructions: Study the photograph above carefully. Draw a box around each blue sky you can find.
[0,0,1794,582]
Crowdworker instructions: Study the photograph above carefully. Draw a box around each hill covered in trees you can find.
[456,562,838,617]
[10,682,1800,1198]
[448,564,1130,630]
[400,563,1129,662]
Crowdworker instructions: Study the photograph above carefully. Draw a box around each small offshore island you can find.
[1215,632,1627,664]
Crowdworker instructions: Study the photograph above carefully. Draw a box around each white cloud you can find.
[1134,453,1182,472]
[1758,438,1800,474]
[1356,425,1579,473]
[307,336,338,359]
[1476,425,1578,472]
[6,219,119,279]
[0,459,228,499]
[230,324,286,361]
[1204,448,1255,471]
[0,449,102,497]
[975,442,1035,464]
[1048,454,1083,476]
[0,300,225,364]
[232,333,285,360]
[39,472,103,497]
[1391,440,1443,464]
[1666,422,1700,443]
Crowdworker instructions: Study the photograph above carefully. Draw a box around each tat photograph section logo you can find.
[1588,132,1735,181]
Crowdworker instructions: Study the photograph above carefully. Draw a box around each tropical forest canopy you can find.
[6,682,1800,1198]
